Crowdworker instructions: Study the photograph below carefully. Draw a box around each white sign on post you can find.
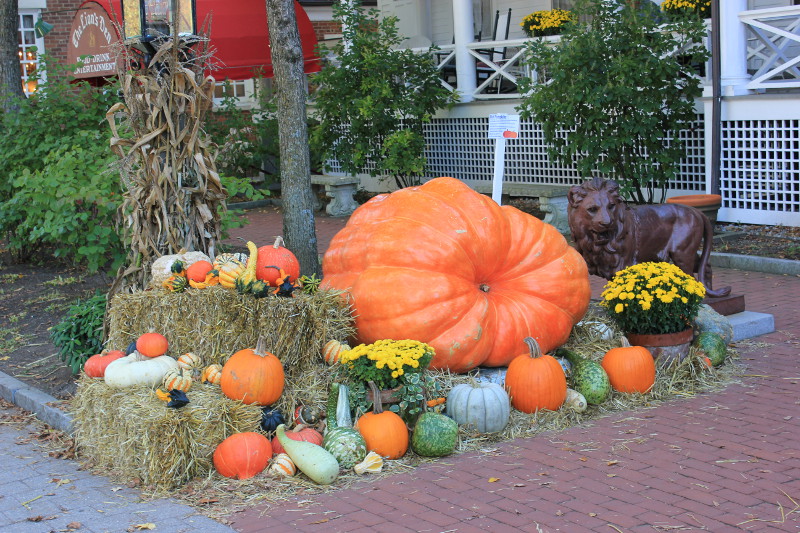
[487,113,520,205]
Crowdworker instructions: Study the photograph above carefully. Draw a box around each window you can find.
[213,79,258,109]
[19,11,43,96]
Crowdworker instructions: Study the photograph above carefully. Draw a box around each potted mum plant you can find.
[600,262,706,361]
[338,339,440,424]
[660,0,711,20]
[520,9,575,38]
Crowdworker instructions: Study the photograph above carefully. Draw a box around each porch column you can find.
[453,0,477,102]
[720,0,750,95]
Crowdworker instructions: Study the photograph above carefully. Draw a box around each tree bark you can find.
[0,1,25,110]
[265,0,321,278]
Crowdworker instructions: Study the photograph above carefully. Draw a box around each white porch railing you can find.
[740,6,800,90]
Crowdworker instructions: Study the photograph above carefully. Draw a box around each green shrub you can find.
[0,54,123,270]
[50,292,107,374]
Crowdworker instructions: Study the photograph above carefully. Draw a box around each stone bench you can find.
[311,174,360,217]
[469,182,572,234]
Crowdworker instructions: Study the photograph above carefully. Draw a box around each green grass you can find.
[0,326,29,354]
[0,273,23,284]
[43,275,83,286]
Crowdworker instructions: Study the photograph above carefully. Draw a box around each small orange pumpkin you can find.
[220,337,285,405]
[213,432,272,480]
[202,363,223,385]
[355,381,409,459]
[504,337,567,413]
[186,260,213,282]
[84,349,126,378]
[256,236,301,286]
[601,337,656,394]
[136,332,169,358]
[322,339,349,365]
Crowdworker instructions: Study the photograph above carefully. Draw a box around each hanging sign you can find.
[487,113,520,205]
[67,2,121,79]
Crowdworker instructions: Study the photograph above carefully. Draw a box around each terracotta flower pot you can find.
[626,328,694,365]
[666,194,722,226]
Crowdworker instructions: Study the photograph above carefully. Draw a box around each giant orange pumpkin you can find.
[320,177,590,372]
[601,338,656,394]
[220,337,285,405]
[505,337,567,413]
[213,432,272,480]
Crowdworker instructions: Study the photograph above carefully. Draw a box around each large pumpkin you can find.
[220,337,285,405]
[320,177,590,373]
[602,337,656,394]
[256,236,301,286]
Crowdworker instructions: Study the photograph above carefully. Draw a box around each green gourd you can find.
[275,424,340,485]
[692,332,727,367]
[411,411,458,457]
[555,347,611,405]
[326,383,353,430]
[322,427,367,468]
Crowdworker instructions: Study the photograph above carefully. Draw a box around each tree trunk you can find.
[0,1,25,110]
[265,0,321,278]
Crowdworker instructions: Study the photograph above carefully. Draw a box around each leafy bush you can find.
[517,0,709,203]
[50,292,107,374]
[310,1,457,188]
[0,54,123,270]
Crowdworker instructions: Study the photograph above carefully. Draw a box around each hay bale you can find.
[106,286,354,370]
[71,376,263,490]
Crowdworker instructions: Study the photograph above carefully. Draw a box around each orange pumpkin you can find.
[213,432,272,480]
[505,337,567,413]
[257,236,301,286]
[355,381,409,459]
[136,332,169,358]
[186,260,214,282]
[270,426,323,455]
[84,350,126,378]
[220,337,285,405]
[320,177,590,373]
[601,338,656,394]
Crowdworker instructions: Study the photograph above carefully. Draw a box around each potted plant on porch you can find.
[516,0,710,204]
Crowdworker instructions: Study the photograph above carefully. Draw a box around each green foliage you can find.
[50,292,107,374]
[0,54,124,270]
[204,79,280,183]
[517,0,709,203]
[310,1,457,188]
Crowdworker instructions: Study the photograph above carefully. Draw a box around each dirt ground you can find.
[1,209,798,401]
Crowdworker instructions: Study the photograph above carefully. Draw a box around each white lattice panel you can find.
[719,119,800,225]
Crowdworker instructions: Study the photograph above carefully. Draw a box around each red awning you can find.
[81,0,320,80]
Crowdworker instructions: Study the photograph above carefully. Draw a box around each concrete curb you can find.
[710,252,800,276]
[0,371,73,434]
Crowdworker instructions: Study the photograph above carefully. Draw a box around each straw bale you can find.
[71,376,262,490]
[106,286,354,370]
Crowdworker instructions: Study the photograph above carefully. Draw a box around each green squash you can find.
[322,426,367,468]
[250,280,271,298]
[555,348,610,405]
[693,331,727,367]
[411,412,458,457]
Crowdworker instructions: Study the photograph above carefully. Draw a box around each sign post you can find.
[487,113,520,205]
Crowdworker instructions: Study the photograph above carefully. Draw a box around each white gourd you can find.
[104,352,179,388]
[275,424,339,485]
[446,382,510,434]
[565,388,588,413]
[150,250,212,288]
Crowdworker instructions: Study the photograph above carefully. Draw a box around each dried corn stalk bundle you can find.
[107,32,226,295]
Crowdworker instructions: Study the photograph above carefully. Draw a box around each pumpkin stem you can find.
[523,336,543,359]
[367,380,384,415]
[255,336,268,357]
[620,336,632,348]
[273,236,285,249]
[479,283,490,292]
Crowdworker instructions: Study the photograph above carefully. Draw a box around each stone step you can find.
[728,311,776,342]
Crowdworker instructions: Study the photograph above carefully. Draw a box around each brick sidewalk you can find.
[226,209,800,532]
